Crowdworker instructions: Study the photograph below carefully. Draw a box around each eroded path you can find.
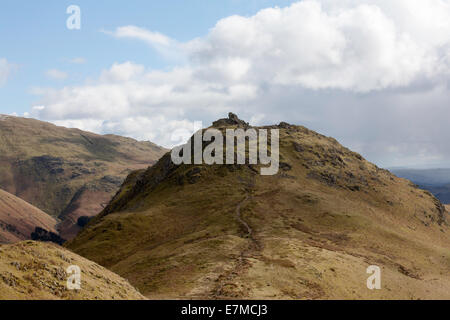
[235,195,252,238]
[210,194,262,298]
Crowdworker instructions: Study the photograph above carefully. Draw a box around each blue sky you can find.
[0,0,295,115]
[1,0,450,168]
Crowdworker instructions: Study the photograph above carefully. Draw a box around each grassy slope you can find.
[0,115,167,239]
[67,123,450,299]
[0,241,145,300]
[0,189,57,243]
[391,169,450,204]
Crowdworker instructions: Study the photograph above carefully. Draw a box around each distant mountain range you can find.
[391,168,450,204]
[0,115,167,240]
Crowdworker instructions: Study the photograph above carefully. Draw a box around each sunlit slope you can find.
[0,189,57,243]
[0,115,167,239]
[67,119,450,299]
[0,241,145,300]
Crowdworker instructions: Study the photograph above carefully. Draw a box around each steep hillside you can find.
[0,115,167,239]
[0,189,57,244]
[392,168,450,204]
[421,183,450,204]
[0,241,145,299]
[67,114,450,299]
[392,168,450,186]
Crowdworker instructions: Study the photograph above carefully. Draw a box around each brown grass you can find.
[0,189,57,243]
[0,241,145,300]
[67,123,450,299]
[0,115,167,241]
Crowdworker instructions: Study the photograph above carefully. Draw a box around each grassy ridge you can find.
[68,120,450,299]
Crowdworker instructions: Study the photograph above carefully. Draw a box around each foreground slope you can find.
[0,189,57,244]
[68,115,450,299]
[0,241,145,300]
[0,115,166,239]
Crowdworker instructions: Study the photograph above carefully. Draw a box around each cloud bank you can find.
[30,0,450,168]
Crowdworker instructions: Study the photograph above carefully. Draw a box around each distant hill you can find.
[67,114,450,300]
[391,169,450,204]
[0,241,145,299]
[0,115,167,240]
[0,189,57,244]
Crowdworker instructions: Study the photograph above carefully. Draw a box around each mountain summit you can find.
[68,115,449,299]
[212,112,249,127]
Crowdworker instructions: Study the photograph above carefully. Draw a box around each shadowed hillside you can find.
[0,189,57,244]
[0,115,167,240]
[67,114,450,299]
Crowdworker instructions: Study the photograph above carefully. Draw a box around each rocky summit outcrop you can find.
[213,112,249,128]
[68,114,449,300]
[0,115,167,241]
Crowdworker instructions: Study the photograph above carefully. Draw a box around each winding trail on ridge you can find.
[210,193,262,298]
[236,195,253,238]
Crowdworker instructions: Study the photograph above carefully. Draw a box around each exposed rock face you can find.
[278,122,292,129]
[213,112,249,127]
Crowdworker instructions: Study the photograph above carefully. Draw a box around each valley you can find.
[0,115,167,241]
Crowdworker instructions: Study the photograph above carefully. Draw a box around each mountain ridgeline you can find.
[0,115,167,241]
[392,168,450,204]
[67,114,450,299]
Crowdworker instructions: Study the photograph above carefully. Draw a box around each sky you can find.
[1,0,450,169]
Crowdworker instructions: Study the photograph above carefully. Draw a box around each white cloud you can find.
[0,58,14,86]
[46,69,68,80]
[104,26,183,60]
[186,0,450,92]
[30,0,450,167]
[51,116,199,147]
[111,25,172,47]
[100,62,145,82]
